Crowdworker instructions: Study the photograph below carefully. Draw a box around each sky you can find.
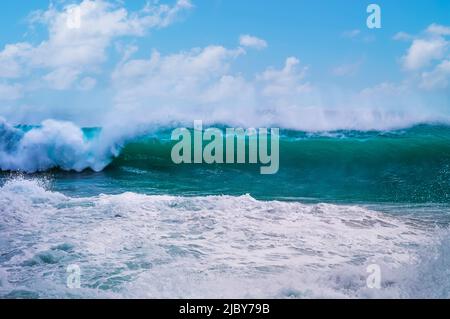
[0,0,450,130]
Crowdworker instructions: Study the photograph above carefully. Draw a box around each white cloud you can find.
[109,45,263,127]
[393,31,414,41]
[420,60,450,90]
[341,29,361,38]
[258,57,311,96]
[427,23,450,36]
[0,43,33,78]
[43,68,81,90]
[0,83,23,100]
[30,0,189,69]
[78,77,97,91]
[239,35,268,50]
[398,24,450,90]
[112,45,245,104]
[402,37,448,70]
[108,44,317,129]
[0,0,192,92]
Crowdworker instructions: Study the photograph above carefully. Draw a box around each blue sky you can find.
[0,0,450,130]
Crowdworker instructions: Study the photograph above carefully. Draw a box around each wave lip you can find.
[0,118,116,173]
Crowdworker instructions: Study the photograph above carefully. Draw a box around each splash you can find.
[0,118,118,173]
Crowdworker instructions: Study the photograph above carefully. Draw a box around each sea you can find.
[1,119,450,298]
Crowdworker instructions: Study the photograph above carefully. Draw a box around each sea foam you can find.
[1,178,448,298]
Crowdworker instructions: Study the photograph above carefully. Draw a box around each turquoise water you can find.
[1,121,450,298]
[3,124,450,203]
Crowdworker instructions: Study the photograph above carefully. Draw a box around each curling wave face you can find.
[2,116,450,173]
[3,118,450,203]
[0,178,449,298]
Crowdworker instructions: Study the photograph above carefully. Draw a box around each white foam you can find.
[0,118,119,173]
[0,178,447,298]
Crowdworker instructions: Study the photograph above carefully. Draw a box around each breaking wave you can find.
[2,118,450,203]
[2,117,450,173]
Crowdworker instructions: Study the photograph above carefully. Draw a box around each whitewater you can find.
[0,178,449,298]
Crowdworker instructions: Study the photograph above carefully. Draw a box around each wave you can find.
[0,178,449,298]
[0,120,450,203]
[2,117,450,173]
[112,122,450,167]
[2,118,450,203]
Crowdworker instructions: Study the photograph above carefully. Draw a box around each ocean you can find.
[1,119,450,298]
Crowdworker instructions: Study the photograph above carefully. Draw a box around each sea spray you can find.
[0,118,123,173]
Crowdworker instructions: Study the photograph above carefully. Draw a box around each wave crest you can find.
[0,118,117,173]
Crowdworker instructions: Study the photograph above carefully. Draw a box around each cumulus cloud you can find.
[257,57,311,96]
[0,43,33,78]
[399,23,450,90]
[112,46,245,101]
[111,42,432,132]
[427,23,450,36]
[107,44,317,129]
[110,45,253,126]
[239,35,268,50]
[420,60,450,90]
[0,0,192,92]
[43,68,81,90]
[402,38,447,70]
